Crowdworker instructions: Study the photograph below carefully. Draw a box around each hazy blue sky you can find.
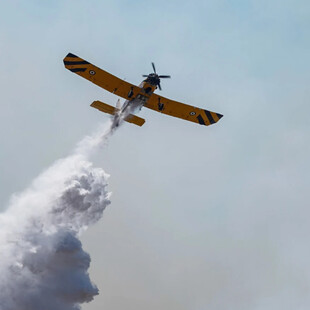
[1,1,310,309]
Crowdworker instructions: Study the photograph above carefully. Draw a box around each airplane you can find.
[63,53,223,128]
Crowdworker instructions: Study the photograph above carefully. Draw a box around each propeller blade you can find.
[142,75,149,77]
[158,82,162,91]
[152,62,156,74]
[159,75,171,78]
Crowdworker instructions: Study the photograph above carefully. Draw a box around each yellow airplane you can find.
[63,53,223,128]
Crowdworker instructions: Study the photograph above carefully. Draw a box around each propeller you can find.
[142,62,171,90]
[152,62,157,74]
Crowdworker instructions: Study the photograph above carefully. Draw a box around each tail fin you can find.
[90,101,145,127]
[116,99,121,110]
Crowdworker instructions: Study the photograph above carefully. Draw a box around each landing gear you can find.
[128,87,134,98]
[158,98,164,111]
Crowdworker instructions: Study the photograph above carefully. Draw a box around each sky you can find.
[0,0,310,309]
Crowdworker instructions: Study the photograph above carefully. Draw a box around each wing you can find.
[63,53,140,100]
[144,93,223,126]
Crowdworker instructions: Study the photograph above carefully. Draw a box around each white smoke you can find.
[0,122,113,310]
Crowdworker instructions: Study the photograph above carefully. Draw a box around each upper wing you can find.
[63,53,140,100]
[145,93,223,126]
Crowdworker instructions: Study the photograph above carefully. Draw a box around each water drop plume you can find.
[0,121,113,310]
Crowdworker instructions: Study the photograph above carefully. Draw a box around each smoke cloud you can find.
[0,122,113,310]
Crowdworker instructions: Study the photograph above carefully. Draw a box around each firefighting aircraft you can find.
[63,53,223,127]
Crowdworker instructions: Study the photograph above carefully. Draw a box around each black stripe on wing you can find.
[197,114,206,125]
[216,113,223,120]
[69,68,87,73]
[204,110,215,124]
[64,60,90,65]
[66,53,78,58]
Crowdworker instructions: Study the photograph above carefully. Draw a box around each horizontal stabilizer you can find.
[124,113,145,127]
[91,100,116,115]
[90,100,145,127]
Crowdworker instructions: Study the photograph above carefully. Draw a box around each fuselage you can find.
[120,80,157,114]
[113,80,157,127]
